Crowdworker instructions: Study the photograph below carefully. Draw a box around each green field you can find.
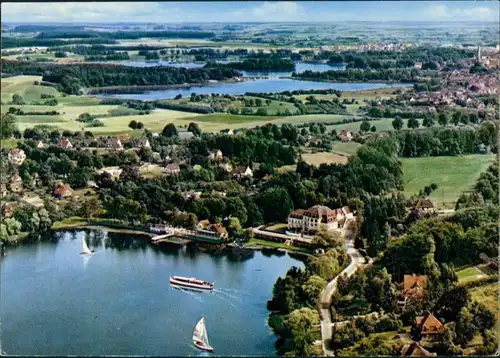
[401,155,495,208]
[333,141,362,156]
[469,282,499,317]
[456,266,487,282]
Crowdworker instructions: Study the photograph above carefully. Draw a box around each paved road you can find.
[319,219,366,356]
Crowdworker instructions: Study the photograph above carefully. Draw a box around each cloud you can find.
[424,4,498,21]
[251,2,305,21]
[1,2,172,22]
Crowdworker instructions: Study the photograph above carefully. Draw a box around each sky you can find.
[2,1,499,24]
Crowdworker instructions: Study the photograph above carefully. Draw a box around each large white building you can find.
[287,205,353,234]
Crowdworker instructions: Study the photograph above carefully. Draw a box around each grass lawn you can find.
[245,238,312,254]
[469,282,499,315]
[0,139,21,149]
[401,154,495,208]
[302,152,348,166]
[263,223,288,233]
[333,141,362,156]
[456,266,487,282]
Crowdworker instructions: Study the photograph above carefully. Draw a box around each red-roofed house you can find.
[404,274,428,299]
[58,137,73,149]
[53,183,73,199]
[414,312,444,341]
[401,342,436,356]
[196,220,229,240]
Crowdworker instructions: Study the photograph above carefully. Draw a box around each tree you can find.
[79,197,101,219]
[301,275,327,307]
[128,120,138,129]
[283,307,320,356]
[11,94,25,105]
[187,122,201,136]
[422,116,435,128]
[370,125,377,132]
[407,117,420,129]
[360,120,371,133]
[451,111,462,126]
[312,227,343,248]
[136,121,144,130]
[455,307,477,347]
[225,217,243,240]
[0,113,17,139]
[435,285,470,322]
[437,112,449,127]
[392,117,403,131]
[162,123,178,137]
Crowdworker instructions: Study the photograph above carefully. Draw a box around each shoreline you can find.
[49,219,312,256]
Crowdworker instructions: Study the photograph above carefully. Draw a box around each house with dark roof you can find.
[232,166,253,179]
[401,342,436,356]
[415,198,435,214]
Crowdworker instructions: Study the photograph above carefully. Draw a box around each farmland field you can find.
[302,152,349,166]
[401,155,495,208]
[469,282,499,316]
[333,141,362,156]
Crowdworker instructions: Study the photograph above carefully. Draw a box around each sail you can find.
[192,317,204,342]
[193,317,211,347]
[82,238,92,254]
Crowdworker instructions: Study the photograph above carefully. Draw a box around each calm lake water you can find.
[99,78,410,101]
[0,230,304,356]
[115,61,345,76]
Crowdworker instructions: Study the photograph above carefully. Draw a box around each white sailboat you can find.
[192,316,214,352]
[79,237,95,255]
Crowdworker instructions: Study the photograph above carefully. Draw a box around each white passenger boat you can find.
[169,276,214,290]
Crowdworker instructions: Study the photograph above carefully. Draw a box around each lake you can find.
[98,78,411,101]
[114,61,345,76]
[0,230,304,356]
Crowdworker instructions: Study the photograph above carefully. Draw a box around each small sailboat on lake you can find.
[79,237,96,256]
[193,316,214,352]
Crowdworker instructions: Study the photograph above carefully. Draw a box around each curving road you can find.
[319,219,366,356]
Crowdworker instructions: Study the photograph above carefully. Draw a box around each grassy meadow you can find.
[401,155,495,208]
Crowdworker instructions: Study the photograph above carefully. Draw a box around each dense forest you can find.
[0,60,241,94]
[221,58,295,71]
[294,68,422,82]
[35,30,215,40]
[1,37,117,49]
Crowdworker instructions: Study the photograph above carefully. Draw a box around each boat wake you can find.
[171,285,206,302]
[212,289,243,302]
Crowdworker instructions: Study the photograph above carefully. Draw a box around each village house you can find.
[107,137,123,151]
[185,191,203,200]
[9,174,23,193]
[137,138,151,149]
[414,312,444,342]
[1,184,8,198]
[164,163,181,176]
[414,198,435,214]
[287,205,353,234]
[219,162,233,173]
[36,140,44,149]
[337,130,353,142]
[404,274,428,300]
[207,149,223,161]
[8,148,26,166]
[414,62,423,70]
[196,220,229,240]
[53,183,73,199]
[97,166,122,179]
[58,137,73,149]
[401,342,437,357]
[1,202,20,218]
[232,166,253,179]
